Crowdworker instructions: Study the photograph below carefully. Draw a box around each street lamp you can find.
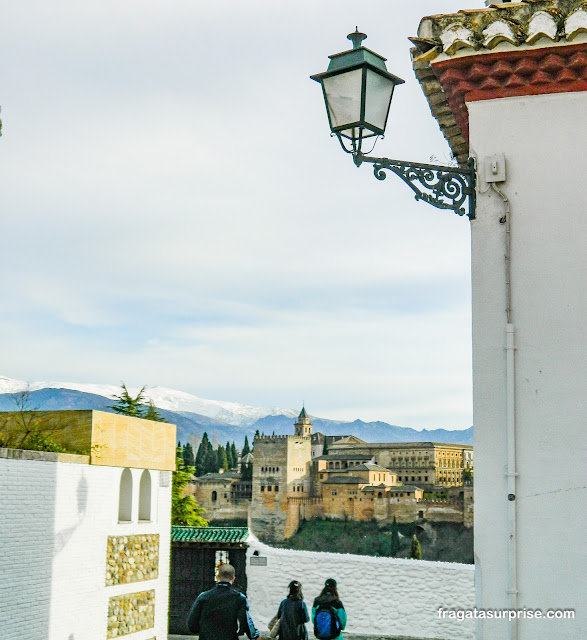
[311,29,476,219]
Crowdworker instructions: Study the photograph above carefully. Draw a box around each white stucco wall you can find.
[246,534,475,639]
[0,452,172,640]
[469,90,586,640]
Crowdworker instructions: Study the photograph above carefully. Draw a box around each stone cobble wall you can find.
[106,534,160,585]
[107,589,155,638]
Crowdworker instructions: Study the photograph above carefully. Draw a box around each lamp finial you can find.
[347,28,367,49]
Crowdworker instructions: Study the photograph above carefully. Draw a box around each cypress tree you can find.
[196,433,210,476]
[390,516,400,556]
[183,442,195,467]
[206,446,218,474]
[242,436,251,458]
[225,441,233,468]
[410,534,422,560]
[240,459,252,480]
[217,445,229,472]
[230,442,238,468]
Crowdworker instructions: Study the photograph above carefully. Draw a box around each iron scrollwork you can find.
[354,154,476,219]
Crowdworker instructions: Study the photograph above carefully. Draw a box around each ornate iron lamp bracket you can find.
[354,153,476,219]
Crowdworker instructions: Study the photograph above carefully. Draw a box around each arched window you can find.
[139,470,152,522]
[118,468,133,522]
[211,491,218,502]
[378,491,383,499]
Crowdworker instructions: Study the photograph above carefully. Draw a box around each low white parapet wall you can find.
[246,534,474,640]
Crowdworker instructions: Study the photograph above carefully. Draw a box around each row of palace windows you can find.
[118,468,152,523]
[390,460,431,468]
[326,460,363,470]
[261,466,279,473]
[260,485,279,492]
[397,475,429,483]
[439,471,462,479]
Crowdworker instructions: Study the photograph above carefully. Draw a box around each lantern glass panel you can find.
[322,69,363,130]
[364,69,395,133]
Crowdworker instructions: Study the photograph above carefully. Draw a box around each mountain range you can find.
[0,375,473,447]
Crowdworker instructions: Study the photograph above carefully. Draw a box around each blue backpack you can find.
[314,605,341,640]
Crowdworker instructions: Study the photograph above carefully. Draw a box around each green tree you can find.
[206,447,218,474]
[390,516,400,556]
[410,534,422,560]
[322,438,328,456]
[183,442,195,467]
[225,441,234,469]
[240,455,253,481]
[171,453,208,526]
[111,383,147,417]
[217,445,229,472]
[196,433,212,476]
[242,436,251,458]
[143,400,166,422]
[230,442,238,469]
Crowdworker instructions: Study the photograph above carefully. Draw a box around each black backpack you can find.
[313,604,341,640]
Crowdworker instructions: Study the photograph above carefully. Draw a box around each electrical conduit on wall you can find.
[493,180,518,640]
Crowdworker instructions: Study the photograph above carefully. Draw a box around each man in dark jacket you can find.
[186,563,260,640]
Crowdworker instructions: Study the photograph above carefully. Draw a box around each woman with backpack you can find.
[311,578,347,640]
[270,580,310,640]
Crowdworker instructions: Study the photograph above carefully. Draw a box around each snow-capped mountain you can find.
[0,375,296,427]
[0,375,473,446]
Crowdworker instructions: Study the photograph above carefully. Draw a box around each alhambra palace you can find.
[190,409,473,542]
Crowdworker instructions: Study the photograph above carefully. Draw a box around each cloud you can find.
[0,0,480,429]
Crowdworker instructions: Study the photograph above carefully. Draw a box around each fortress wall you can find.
[250,438,289,543]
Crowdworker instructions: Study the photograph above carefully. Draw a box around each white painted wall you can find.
[0,452,172,640]
[469,91,587,640]
[246,534,475,640]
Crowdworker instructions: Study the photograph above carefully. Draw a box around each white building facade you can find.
[412,2,586,639]
[0,411,176,640]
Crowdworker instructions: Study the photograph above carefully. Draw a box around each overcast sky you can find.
[0,0,483,429]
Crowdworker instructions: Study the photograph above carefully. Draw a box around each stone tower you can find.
[294,407,312,437]
[249,408,313,543]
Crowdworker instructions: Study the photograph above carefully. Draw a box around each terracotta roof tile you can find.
[411,0,587,163]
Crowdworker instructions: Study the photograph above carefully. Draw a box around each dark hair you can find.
[319,582,339,600]
[287,580,303,600]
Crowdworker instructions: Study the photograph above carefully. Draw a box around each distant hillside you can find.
[0,388,472,447]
